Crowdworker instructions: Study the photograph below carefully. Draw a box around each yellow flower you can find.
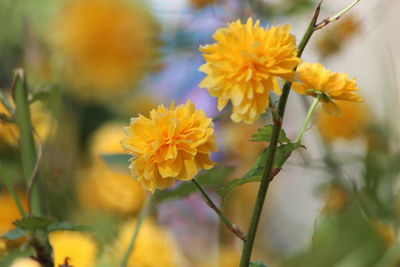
[199,18,300,124]
[0,191,28,253]
[121,100,217,192]
[50,0,158,101]
[11,258,42,267]
[89,122,127,158]
[316,101,369,142]
[114,219,180,267]
[0,191,28,236]
[77,160,145,216]
[49,230,97,267]
[292,62,363,116]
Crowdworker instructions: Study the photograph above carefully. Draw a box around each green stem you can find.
[192,179,246,241]
[239,2,322,266]
[12,69,42,215]
[120,193,154,267]
[315,0,361,30]
[329,0,361,21]
[294,96,320,144]
[0,162,26,217]
[299,96,344,178]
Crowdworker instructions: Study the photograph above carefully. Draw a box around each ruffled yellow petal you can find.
[122,100,216,191]
[199,18,300,124]
[293,62,363,116]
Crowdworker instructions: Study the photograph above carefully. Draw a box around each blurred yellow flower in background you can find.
[199,18,300,124]
[50,0,159,101]
[316,101,369,142]
[77,160,145,216]
[121,100,217,192]
[114,219,180,267]
[49,230,97,267]
[316,15,361,58]
[321,184,348,214]
[0,191,27,237]
[292,63,363,116]
[372,220,396,248]
[11,258,41,267]
[0,100,53,149]
[89,122,127,158]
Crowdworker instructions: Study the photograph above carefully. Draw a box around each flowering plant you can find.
[1,0,399,267]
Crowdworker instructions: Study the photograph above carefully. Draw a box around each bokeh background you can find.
[1,0,400,266]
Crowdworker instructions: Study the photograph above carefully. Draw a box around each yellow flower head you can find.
[89,122,127,158]
[0,191,28,250]
[49,230,97,267]
[0,191,28,236]
[199,18,300,124]
[51,0,158,101]
[114,219,180,267]
[121,100,217,192]
[292,62,363,116]
[316,101,369,142]
[77,160,145,216]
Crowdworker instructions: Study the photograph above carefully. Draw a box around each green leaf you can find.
[218,143,304,197]
[153,166,234,203]
[274,143,304,169]
[250,261,267,267]
[250,124,291,144]
[2,228,25,240]
[13,216,54,231]
[47,221,90,232]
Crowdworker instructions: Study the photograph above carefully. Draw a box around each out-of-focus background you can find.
[1,0,400,266]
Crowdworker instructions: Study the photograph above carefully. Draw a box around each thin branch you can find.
[192,179,246,241]
[315,0,361,30]
[239,1,322,265]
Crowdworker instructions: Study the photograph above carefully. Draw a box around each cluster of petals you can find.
[292,62,363,116]
[199,18,300,124]
[121,100,217,192]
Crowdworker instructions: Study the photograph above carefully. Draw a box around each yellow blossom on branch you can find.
[49,230,97,267]
[121,100,217,192]
[199,18,300,124]
[292,62,363,116]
